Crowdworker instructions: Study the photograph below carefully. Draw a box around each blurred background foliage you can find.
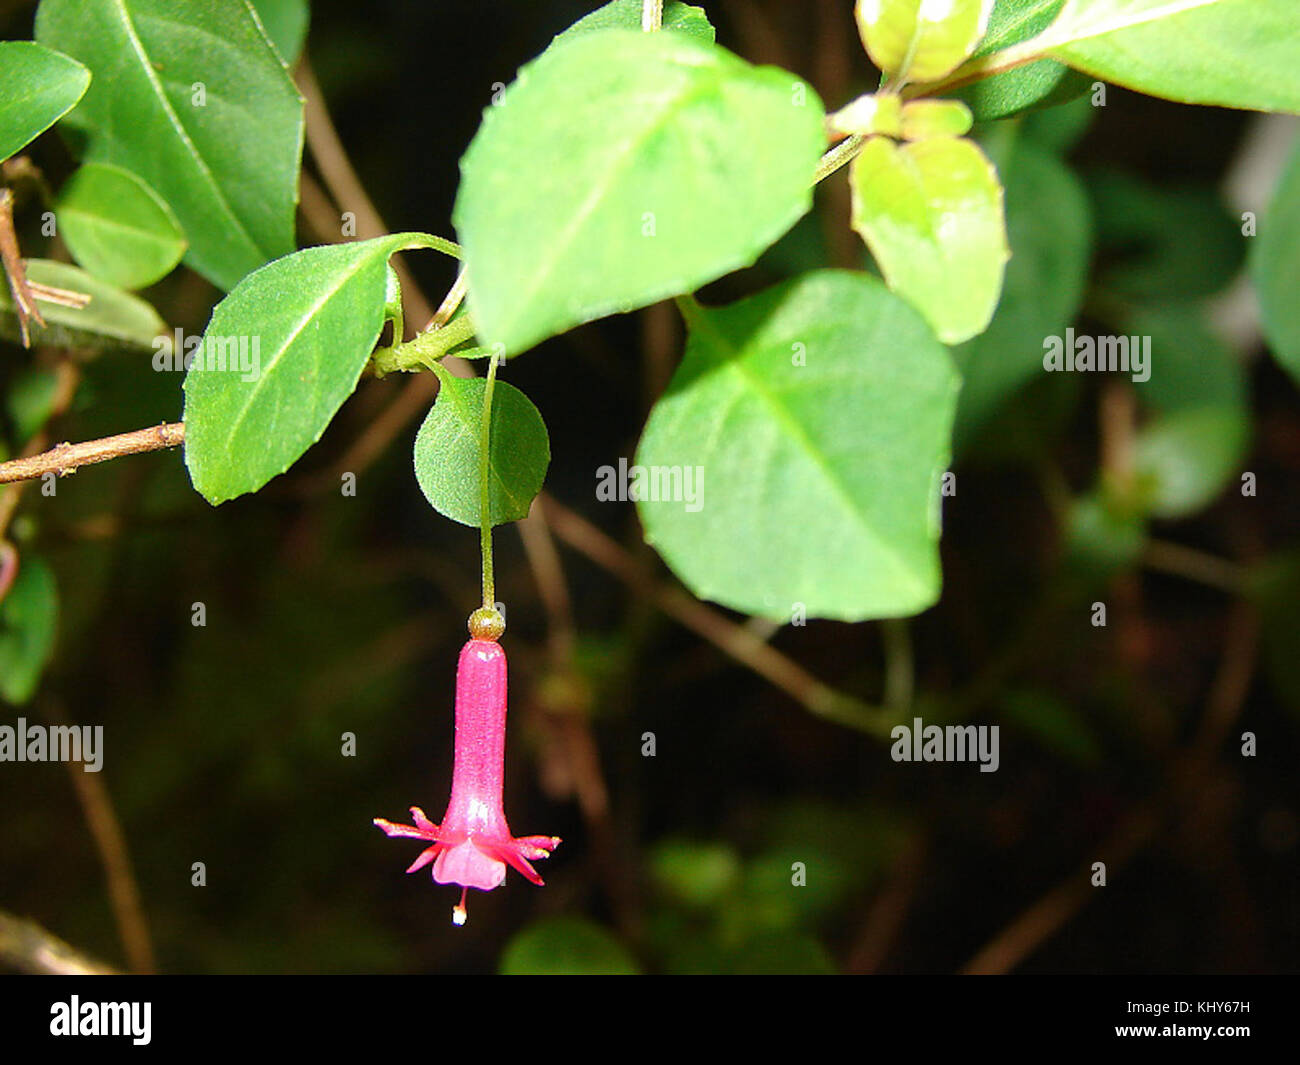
[0,0,1297,974]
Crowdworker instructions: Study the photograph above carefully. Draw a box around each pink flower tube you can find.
[374,636,560,924]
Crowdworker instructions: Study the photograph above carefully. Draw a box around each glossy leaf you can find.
[952,142,1090,445]
[636,271,958,621]
[500,916,641,975]
[855,0,995,83]
[183,234,457,504]
[948,0,1090,121]
[36,0,305,291]
[455,30,825,357]
[1252,135,1300,386]
[250,0,310,65]
[0,40,89,162]
[1041,0,1300,113]
[851,134,1009,344]
[55,162,186,289]
[553,0,714,44]
[0,258,166,353]
[413,365,551,527]
[0,555,58,705]
[900,99,974,139]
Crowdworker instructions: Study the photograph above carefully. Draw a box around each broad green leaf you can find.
[636,271,958,621]
[1040,0,1300,113]
[1134,407,1248,518]
[250,0,310,65]
[1252,136,1300,385]
[500,916,641,975]
[36,0,305,291]
[413,365,550,527]
[0,555,59,705]
[0,40,89,162]
[55,162,186,290]
[1063,490,1145,579]
[455,30,825,357]
[1021,91,1095,151]
[948,0,1091,121]
[0,258,166,353]
[856,0,995,83]
[850,134,1009,344]
[553,0,714,44]
[953,142,1090,446]
[183,233,456,504]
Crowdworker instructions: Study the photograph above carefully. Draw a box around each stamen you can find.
[452,887,469,926]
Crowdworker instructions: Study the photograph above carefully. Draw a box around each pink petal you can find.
[433,839,507,891]
[405,845,441,874]
[373,817,437,840]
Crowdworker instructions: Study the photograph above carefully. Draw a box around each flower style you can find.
[374,636,560,924]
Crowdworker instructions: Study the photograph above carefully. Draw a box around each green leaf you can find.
[952,141,1090,446]
[850,134,1009,344]
[856,0,995,83]
[250,0,310,65]
[0,40,90,162]
[5,368,61,446]
[723,931,837,975]
[1134,407,1248,518]
[1132,304,1245,415]
[454,30,825,357]
[636,271,958,621]
[0,555,59,705]
[1040,0,1300,113]
[36,0,305,291]
[1252,135,1300,385]
[0,258,166,353]
[650,838,743,910]
[554,0,714,44]
[1249,553,1300,720]
[182,234,455,504]
[55,162,186,289]
[413,365,550,527]
[1000,688,1102,765]
[499,916,641,975]
[949,0,1090,121]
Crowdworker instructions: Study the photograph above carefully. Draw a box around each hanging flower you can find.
[375,624,559,925]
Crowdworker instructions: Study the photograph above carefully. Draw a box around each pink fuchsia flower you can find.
[374,635,560,924]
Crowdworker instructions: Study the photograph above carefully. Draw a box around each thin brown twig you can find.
[0,187,44,346]
[43,699,156,974]
[0,423,185,486]
[539,495,893,735]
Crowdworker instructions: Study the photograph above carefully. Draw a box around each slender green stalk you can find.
[642,0,662,32]
[371,314,477,375]
[479,349,502,610]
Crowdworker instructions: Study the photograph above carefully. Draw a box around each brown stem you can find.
[0,187,45,346]
[0,423,185,486]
